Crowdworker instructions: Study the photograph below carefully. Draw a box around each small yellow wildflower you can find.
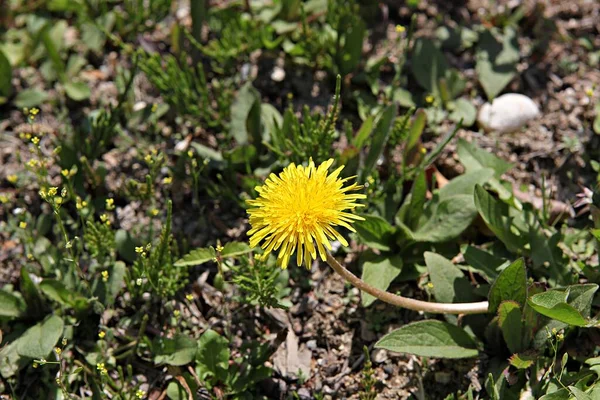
[187,150,193,158]
[26,159,38,168]
[144,154,153,164]
[150,208,159,216]
[395,24,405,33]
[216,244,224,252]
[62,338,67,346]
[173,310,180,317]
[48,187,58,197]
[7,175,17,184]
[61,169,70,177]
[151,103,158,113]
[0,195,9,203]
[54,197,63,205]
[96,363,104,371]
[186,293,194,301]
[101,270,109,282]
[54,347,62,355]
[586,88,594,97]
[162,176,173,185]
[135,246,144,254]
[29,107,40,116]
[425,95,434,104]
[100,214,108,222]
[98,331,106,339]
[31,137,40,145]
[105,198,115,210]
[136,390,146,399]
[247,159,366,269]
[19,221,27,229]
[136,278,143,286]
[426,282,434,289]
[27,253,33,260]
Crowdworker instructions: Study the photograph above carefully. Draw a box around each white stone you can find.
[477,93,540,133]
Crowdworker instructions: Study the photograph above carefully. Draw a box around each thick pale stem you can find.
[326,253,489,315]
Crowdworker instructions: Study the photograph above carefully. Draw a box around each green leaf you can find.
[353,115,374,149]
[154,335,197,366]
[438,169,495,201]
[0,290,25,318]
[568,386,593,400]
[196,329,230,381]
[405,109,426,155]
[338,18,365,76]
[174,247,216,267]
[411,38,449,93]
[463,246,507,282]
[509,352,536,370]
[39,279,78,306]
[404,170,427,230]
[449,98,476,126]
[474,185,524,252]
[457,139,512,179]
[115,229,137,263]
[497,300,523,354]
[476,28,519,100]
[0,50,12,99]
[230,82,261,145]
[360,253,403,307]
[98,262,126,306]
[488,258,527,314]
[17,315,64,359]
[425,252,477,304]
[353,215,395,251]
[375,320,479,359]
[64,81,91,101]
[361,105,396,181]
[527,284,598,327]
[412,195,478,242]
[221,242,252,258]
[14,88,49,108]
[20,267,45,318]
[190,142,223,162]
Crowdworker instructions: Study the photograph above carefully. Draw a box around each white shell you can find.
[477,93,540,133]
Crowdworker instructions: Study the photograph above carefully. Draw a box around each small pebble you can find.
[477,93,540,133]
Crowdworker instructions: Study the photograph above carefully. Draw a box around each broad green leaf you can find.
[528,284,598,327]
[174,247,216,267]
[196,329,230,381]
[20,267,45,318]
[463,246,507,282]
[449,98,476,126]
[154,335,197,366]
[497,301,523,354]
[425,252,477,303]
[0,50,12,100]
[488,258,527,314]
[568,386,593,400]
[360,253,403,307]
[361,105,396,181]
[438,169,495,201]
[221,242,252,258]
[411,38,449,93]
[412,195,478,242]
[474,185,524,252]
[529,230,570,286]
[40,279,77,306]
[64,81,91,101]
[97,261,126,306]
[0,290,25,318]
[17,315,64,359]
[476,28,519,100]
[14,88,49,108]
[354,215,395,251]
[457,139,512,179]
[230,82,260,145]
[509,352,536,370]
[375,320,478,359]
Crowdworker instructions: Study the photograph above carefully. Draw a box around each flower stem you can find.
[325,253,489,315]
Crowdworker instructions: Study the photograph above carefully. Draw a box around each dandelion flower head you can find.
[247,159,365,269]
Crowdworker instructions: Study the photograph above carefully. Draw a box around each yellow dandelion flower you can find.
[247,159,365,269]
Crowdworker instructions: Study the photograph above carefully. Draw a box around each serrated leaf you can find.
[375,320,478,359]
[354,215,395,251]
[509,351,536,370]
[17,315,64,359]
[174,247,216,267]
[196,329,229,381]
[497,300,523,354]
[153,335,197,366]
[221,242,252,258]
[488,258,527,314]
[360,253,403,307]
[425,252,477,304]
